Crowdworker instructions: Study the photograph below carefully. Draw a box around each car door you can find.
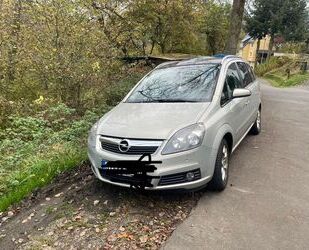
[221,63,249,143]
[236,62,256,128]
[246,63,260,122]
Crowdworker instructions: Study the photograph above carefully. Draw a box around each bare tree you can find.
[224,0,246,55]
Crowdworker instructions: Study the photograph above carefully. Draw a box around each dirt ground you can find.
[0,163,200,249]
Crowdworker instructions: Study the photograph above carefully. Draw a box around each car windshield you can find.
[126,63,220,103]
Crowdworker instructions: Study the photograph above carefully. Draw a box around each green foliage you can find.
[104,70,144,106]
[0,70,146,211]
[246,0,308,42]
[0,144,86,212]
[265,72,309,87]
[255,57,290,76]
[198,1,231,55]
[0,0,231,111]
[0,105,93,211]
[279,42,308,54]
[255,56,309,87]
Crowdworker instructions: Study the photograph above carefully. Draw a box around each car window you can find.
[126,64,221,103]
[237,62,253,87]
[247,64,256,82]
[221,63,242,106]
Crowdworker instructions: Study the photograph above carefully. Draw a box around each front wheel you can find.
[208,139,229,191]
[250,108,261,135]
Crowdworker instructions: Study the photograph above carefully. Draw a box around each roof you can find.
[155,55,242,69]
[241,34,254,48]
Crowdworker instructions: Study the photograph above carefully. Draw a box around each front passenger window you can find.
[237,62,253,87]
[221,63,242,106]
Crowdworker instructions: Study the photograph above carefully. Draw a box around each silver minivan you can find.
[88,56,261,191]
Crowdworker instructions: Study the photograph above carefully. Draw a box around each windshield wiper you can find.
[137,90,156,101]
[151,99,198,103]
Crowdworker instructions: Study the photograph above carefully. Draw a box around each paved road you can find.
[164,82,309,250]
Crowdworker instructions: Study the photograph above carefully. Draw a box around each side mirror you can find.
[232,88,251,99]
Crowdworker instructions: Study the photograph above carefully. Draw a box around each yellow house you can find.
[239,35,273,67]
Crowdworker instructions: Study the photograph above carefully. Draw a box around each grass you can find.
[264,72,309,87]
[0,144,86,211]
[255,57,290,77]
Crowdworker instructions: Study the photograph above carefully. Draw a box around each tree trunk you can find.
[266,35,274,61]
[150,40,155,55]
[254,39,261,67]
[224,0,246,55]
[7,0,22,84]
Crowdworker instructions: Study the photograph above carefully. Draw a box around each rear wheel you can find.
[208,139,229,191]
[250,108,261,135]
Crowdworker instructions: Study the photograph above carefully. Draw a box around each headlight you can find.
[162,123,205,155]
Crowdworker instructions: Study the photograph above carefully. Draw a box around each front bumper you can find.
[88,139,216,190]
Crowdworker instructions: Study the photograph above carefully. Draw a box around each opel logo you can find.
[119,139,130,152]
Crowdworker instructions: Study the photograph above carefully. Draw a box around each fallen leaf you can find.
[107,234,117,242]
[55,192,63,198]
[2,217,8,222]
[139,235,148,243]
[74,215,82,221]
[93,200,100,206]
[7,211,14,217]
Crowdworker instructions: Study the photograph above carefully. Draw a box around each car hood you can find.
[98,102,210,139]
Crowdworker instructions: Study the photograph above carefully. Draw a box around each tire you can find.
[208,139,230,191]
[250,108,261,135]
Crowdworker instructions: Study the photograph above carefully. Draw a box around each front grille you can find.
[158,169,201,186]
[101,141,158,155]
[100,136,162,155]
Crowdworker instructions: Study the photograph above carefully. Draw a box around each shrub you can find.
[255,57,291,76]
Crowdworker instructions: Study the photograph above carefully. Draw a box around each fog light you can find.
[186,172,195,181]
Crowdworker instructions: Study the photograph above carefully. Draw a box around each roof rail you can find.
[221,55,242,63]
